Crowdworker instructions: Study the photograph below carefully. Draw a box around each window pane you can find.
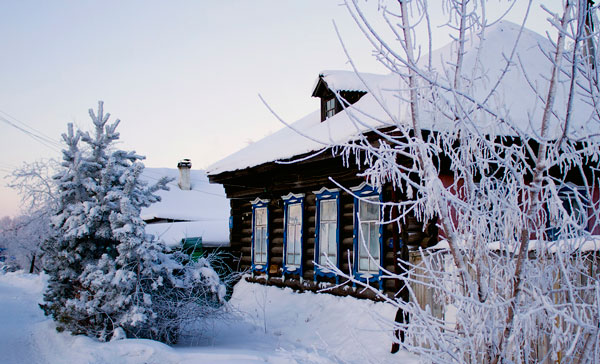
[358,220,379,273]
[318,222,338,265]
[359,222,369,256]
[562,193,585,225]
[318,224,328,264]
[295,225,302,247]
[254,225,267,264]
[369,222,379,258]
[287,239,294,259]
[321,200,336,221]
[255,207,266,226]
[319,198,338,267]
[326,98,335,110]
[359,198,379,221]
[327,223,337,256]
[261,226,267,246]
[255,229,261,256]
[359,258,369,271]
[253,239,260,262]
[325,99,336,118]
[288,204,301,225]
[286,203,302,266]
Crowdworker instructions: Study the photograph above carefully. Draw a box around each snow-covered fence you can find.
[408,250,445,322]
[405,243,600,363]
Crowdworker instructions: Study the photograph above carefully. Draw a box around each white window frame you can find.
[251,198,270,271]
[318,200,338,265]
[313,187,340,278]
[357,196,381,274]
[351,182,382,280]
[282,193,304,274]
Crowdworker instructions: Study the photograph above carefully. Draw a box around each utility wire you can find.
[0,115,61,152]
[0,109,60,146]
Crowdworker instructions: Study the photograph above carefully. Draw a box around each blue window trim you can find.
[548,184,590,240]
[251,198,270,273]
[351,182,383,289]
[313,187,340,283]
[282,192,305,277]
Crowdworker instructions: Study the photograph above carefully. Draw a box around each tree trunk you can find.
[28,254,36,274]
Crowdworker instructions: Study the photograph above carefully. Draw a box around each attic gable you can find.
[312,71,389,121]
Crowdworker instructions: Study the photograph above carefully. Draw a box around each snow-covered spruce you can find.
[40,101,226,343]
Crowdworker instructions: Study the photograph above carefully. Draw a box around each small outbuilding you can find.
[142,161,230,254]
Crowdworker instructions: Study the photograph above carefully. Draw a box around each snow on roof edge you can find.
[424,236,600,253]
[208,20,598,176]
[311,70,389,94]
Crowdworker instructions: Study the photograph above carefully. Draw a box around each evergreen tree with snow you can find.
[41,122,102,331]
[41,102,225,343]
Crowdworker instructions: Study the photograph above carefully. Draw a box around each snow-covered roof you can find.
[207,21,598,176]
[141,168,229,248]
[426,236,600,254]
[314,70,389,93]
[145,221,228,248]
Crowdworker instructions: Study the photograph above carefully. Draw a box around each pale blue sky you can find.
[0,1,558,217]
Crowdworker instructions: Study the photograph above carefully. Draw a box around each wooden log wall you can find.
[227,183,438,299]
[215,154,439,300]
[231,198,252,271]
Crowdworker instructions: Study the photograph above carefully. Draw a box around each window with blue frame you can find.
[282,193,304,271]
[314,188,340,274]
[548,184,589,240]
[357,196,381,273]
[559,185,588,227]
[251,198,269,270]
[352,183,382,277]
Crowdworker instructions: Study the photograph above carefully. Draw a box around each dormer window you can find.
[325,98,337,119]
[312,72,370,122]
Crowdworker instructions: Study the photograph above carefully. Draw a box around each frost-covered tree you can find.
[0,213,49,272]
[41,101,226,343]
[2,159,58,272]
[310,1,600,363]
[41,117,110,331]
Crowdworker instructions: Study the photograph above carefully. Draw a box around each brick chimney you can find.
[177,159,192,190]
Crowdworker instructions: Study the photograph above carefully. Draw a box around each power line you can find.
[0,115,61,152]
[0,109,59,145]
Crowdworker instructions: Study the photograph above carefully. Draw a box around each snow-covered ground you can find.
[0,271,418,364]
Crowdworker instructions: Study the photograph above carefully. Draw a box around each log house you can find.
[207,22,599,301]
